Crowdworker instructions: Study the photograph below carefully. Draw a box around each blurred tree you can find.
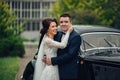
[51,0,100,25]
[0,0,25,57]
[51,0,80,19]
[51,0,120,29]
[0,0,25,39]
[84,0,120,29]
[0,0,15,39]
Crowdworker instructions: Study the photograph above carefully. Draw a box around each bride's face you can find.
[47,22,58,36]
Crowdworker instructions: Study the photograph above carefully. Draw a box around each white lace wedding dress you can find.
[33,31,70,80]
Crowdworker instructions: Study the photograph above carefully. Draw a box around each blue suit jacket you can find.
[52,29,81,79]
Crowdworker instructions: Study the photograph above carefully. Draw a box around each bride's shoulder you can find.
[44,35,53,43]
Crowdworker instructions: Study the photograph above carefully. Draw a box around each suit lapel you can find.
[54,31,63,42]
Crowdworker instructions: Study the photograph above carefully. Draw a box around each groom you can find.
[43,13,81,80]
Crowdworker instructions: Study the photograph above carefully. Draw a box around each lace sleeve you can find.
[45,32,70,49]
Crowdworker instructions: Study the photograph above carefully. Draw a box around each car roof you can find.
[73,25,120,34]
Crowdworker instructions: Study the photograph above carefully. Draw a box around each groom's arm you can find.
[51,35,81,65]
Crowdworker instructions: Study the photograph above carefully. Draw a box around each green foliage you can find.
[0,0,25,38]
[0,57,19,80]
[0,0,15,39]
[86,0,120,28]
[71,9,100,25]
[0,36,25,57]
[0,0,25,57]
[13,21,26,36]
[51,0,80,19]
[51,0,100,24]
[52,0,120,29]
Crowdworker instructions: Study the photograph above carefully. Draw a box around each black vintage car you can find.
[76,25,120,80]
[22,25,120,80]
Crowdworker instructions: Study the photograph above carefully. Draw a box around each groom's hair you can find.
[60,13,72,21]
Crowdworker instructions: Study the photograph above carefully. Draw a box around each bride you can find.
[33,18,72,80]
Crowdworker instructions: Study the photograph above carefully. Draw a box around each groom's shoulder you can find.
[70,30,81,40]
[72,30,80,36]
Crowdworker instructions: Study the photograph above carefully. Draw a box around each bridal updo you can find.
[40,18,58,35]
[38,18,58,48]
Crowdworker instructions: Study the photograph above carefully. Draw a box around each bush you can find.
[0,36,25,57]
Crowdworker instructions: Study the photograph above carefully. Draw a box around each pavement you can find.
[15,42,38,80]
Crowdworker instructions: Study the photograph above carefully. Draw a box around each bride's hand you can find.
[67,25,73,33]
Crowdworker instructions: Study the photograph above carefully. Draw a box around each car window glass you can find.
[81,32,120,50]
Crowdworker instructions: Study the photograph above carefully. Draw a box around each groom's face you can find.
[59,17,72,32]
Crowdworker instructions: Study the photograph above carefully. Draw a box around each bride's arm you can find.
[45,31,70,49]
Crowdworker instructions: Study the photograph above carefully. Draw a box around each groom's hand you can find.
[42,55,46,63]
[42,56,51,65]
[46,57,52,65]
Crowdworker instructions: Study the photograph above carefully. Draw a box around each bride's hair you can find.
[40,18,58,35]
[38,18,58,46]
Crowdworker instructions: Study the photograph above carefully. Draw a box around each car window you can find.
[80,32,120,53]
